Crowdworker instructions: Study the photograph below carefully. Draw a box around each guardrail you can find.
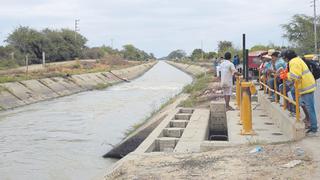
[258,71,301,122]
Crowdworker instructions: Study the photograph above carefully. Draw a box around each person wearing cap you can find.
[220,52,242,111]
[258,52,269,90]
[266,50,287,101]
[281,50,318,136]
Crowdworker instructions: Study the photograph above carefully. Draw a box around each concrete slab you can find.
[94,73,110,83]
[39,78,73,96]
[174,113,191,120]
[258,91,305,140]
[169,120,189,128]
[162,128,184,138]
[200,100,292,151]
[226,104,291,144]
[85,73,105,84]
[51,77,83,94]
[1,82,43,104]
[155,137,179,152]
[134,108,181,153]
[166,61,209,76]
[68,75,95,89]
[101,72,121,84]
[0,88,25,109]
[19,80,59,99]
[174,109,210,153]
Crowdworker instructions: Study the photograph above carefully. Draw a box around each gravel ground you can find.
[105,143,315,180]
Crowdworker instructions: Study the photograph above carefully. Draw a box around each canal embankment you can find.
[103,61,211,177]
[0,61,157,110]
[103,61,210,159]
[104,61,318,180]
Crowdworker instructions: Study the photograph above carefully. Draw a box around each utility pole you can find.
[74,19,80,41]
[111,38,114,49]
[25,55,29,77]
[201,40,204,61]
[42,52,46,67]
[312,0,318,54]
[11,52,14,60]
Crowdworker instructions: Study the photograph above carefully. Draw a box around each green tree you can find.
[282,14,320,54]
[6,26,87,63]
[82,47,105,59]
[191,49,205,61]
[217,40,242,59]
[121,44,151,61]
[217,41,233,54]
[6,26,44,60]
[206,51,217,59]
[101,45,119,55]
[250,45,269,51]
[167,49,187,60]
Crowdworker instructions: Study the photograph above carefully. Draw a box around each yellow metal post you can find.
[240,82,256,135]
[274,75,278,103]
[294,80,300,122]
[283,79,287,110]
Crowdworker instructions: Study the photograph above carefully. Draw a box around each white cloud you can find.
[0,0,315,57]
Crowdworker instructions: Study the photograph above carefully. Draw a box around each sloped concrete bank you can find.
[103,61,209,159]
[165,61,209,77]
[103,62,209,175]
[0,61,157,111]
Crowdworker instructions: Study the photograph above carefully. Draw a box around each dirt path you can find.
[105,143,315,180]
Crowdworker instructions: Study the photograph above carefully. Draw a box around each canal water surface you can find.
[0,61,192,180]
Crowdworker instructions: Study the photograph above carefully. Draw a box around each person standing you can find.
[282,50,318,136]
[233,55,240,67]
[267,51,287,101]
[220,52,242,111]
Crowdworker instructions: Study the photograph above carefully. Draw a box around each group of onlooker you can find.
[258,49,318,136]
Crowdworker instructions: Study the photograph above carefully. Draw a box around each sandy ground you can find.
[105,143,315,180]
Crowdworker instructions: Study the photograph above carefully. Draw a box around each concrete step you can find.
[179,108,194,114]
[162,128,184,138]
[155,137,179,152]
[169,120,189,128]
[174,113,192,120]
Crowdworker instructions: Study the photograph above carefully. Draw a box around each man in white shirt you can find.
[220,52,242,110]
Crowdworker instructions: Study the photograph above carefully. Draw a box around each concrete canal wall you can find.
[165,61,210,76]
[0,61,157,110]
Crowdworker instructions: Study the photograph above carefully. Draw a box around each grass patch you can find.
[0,60,19,70]
[94,83,111,90]
[180,73,213,107]
[0,75,28,83]
[0,57,149,83]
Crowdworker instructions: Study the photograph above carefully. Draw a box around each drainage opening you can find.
[209,130,228,141]
[272,132,283,136]
[264,122,274,125]
[208,102,229,141]
[259,114,268,117]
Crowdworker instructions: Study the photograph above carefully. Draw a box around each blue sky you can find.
[0,0,313,57]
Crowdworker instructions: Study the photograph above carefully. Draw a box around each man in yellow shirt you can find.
[282,50,318,136]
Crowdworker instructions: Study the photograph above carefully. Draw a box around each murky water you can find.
[0,61,192,180]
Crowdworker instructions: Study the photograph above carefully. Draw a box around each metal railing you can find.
[258,71,301,122]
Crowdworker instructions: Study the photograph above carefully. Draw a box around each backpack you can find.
[302,59,320,80]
